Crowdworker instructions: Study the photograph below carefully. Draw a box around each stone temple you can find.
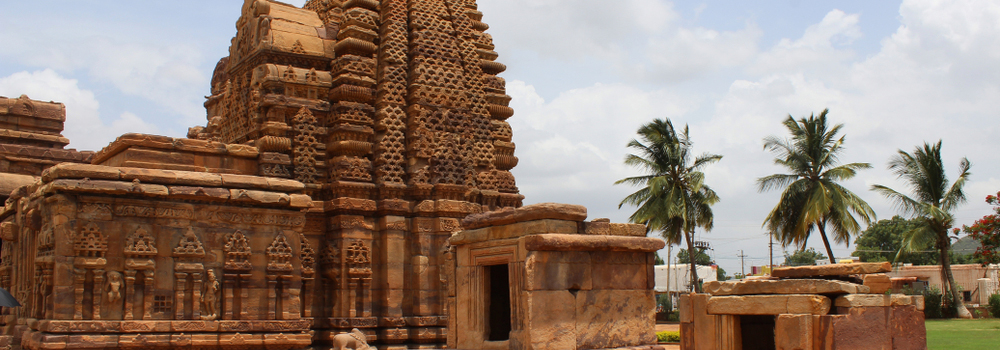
[0,1,667,350]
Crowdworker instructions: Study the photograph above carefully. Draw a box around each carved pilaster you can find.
[124,270,136,320]
[92,269,105,320]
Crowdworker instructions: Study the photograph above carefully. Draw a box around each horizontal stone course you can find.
[771,262,891,278]
[706,294,832,315]
[704,278,869,296]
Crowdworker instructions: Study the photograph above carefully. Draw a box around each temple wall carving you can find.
[0,0,527,349]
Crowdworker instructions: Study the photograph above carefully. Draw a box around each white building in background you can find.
[654,264,718,293]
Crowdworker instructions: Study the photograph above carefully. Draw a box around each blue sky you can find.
[2,0,999,275]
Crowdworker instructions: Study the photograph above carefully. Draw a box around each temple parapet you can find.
[0,95,93,186]
[0,163,314,350]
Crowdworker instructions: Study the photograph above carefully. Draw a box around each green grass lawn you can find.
[926,319,1000,349]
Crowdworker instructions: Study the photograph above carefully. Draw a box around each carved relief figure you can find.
[201,270,220,320]
[332,328,372,350]
[106,271,123,302]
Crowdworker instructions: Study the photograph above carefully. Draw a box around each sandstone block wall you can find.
[681,263,927,350]
[448,203,666,350]
[0,164,314,350]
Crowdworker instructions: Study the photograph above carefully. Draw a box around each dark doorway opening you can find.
[486,264,511,341]
[740,315,775,350]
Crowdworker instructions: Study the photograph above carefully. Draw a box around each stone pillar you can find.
[192,272,203,320]
[223,276,235,320]
[92,269,105,320]
[142,272,154,320]
[267,275,278,320]
[124,269,136,320]
[175,272,188,320]
[239,274,251,319]
[301,275,313,318]
[380,216,406,319]
[73,268,85,320]
[348,279,358,317]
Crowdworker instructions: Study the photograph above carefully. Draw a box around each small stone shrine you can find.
[447,203,666,350]
[680,262,927,350]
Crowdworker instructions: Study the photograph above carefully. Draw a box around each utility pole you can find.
[769,234,774,272]
[737,250,748,278]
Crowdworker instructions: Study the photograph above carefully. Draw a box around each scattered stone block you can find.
[704,278,869,296]
[863,273,892,294]
[771,262,892,278]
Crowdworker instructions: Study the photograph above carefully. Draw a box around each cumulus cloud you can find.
[0,6,209,127]
[0,70,158,151]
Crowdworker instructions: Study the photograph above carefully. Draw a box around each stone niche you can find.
[447,203,667,350]
[680,262,927,350]
[0,163,314,350]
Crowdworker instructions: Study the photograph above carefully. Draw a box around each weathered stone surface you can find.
[524,290,577,349]
[704,278,869,296]
[707,294,832,315]
[831,307,891,350]
[461,203,586,230]
[775,314,813,350]
[575,290,656,349]
[771,262,892,278]
[890,306,927,350]
[521,234,665,252]
[41,163,121,182]
[834,294,918,308]
[862,273,891,294]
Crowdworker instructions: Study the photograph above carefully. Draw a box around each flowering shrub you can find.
[962,191,1000,264]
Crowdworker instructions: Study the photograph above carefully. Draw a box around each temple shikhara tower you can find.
[0,1,675,350]
[0,0,524,349]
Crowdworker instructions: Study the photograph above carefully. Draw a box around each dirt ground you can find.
[656,323,681,349]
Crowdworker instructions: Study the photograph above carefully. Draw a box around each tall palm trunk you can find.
[817,223,837,264]
[939,235,972,318]
[685,230,701,293]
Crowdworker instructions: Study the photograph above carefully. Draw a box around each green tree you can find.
[852,216,939,265]
[654,252,665,265]
[783,247,828,266]
[617,118,722,293]
[717,267,729,281]
[758,109,876,263]
[962,191,1000,265]
[871,141,973,318]
[676,248,714,266]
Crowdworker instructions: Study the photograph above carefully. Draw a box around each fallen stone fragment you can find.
[862,273,891,294]
[703,279,869,296]
[771,262,891,278]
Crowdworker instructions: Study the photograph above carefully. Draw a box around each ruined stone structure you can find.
[448,204,666,350]
[0,0,534,349]
[0,96,93,202]
[680,262,928,350]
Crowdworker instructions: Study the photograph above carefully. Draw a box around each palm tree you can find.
[616,118,722,293]
[871,141,972,319]
[758,109,875,263]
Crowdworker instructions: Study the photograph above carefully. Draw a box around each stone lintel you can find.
[771,262,891,278]
[703,279,869,296]
[706,294,831,315]
[522,234,665,252]
[460,202,586,230]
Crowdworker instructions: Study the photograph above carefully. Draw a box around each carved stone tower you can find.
[195,0,522,348]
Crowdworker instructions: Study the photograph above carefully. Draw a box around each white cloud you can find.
[1,16,208,126]
[749,10,861,76]
[0,70,158,151]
